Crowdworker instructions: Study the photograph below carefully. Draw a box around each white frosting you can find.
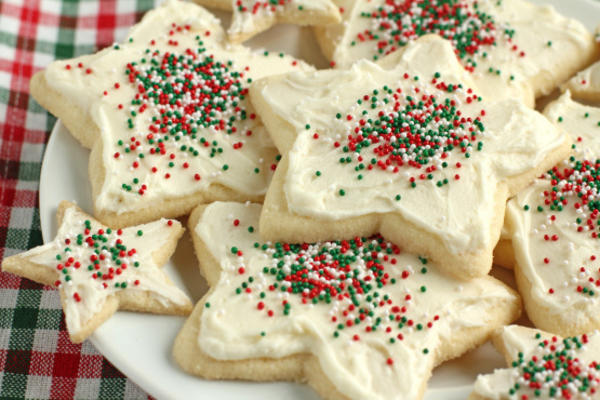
[195,201,518,400]
[505,94,600,325]
[229,0,338,39]
[473,325,600,399]
[255,37,568,255]
[26,206,189,336]
[323,0,593,105]
[43,0,313,216]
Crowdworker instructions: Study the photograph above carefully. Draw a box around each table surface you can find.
[0,0,159,398]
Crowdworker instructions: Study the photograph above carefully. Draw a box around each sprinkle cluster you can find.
[54,220,143,302]
[507,332,600,399]
[88,23,275,197]
[113,25,256,194]
[540,158,600,240]
[235,0,297,15]
[356,0,521,71]
[322,73,485,188]
[226,232,440,364]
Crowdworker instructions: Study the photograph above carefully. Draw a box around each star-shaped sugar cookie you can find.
[1,201,192,343]
[193,0,341,43]
[249,36,571,280]
[470,325,600,400]
[174,201,521,400]
[314,0,598,107]
[503,92,600,336]
[29,0,313,228]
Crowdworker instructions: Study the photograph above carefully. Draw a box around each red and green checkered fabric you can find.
[0,0,162,398]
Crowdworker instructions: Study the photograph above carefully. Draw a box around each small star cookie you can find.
[1,201,192,343]
[314,0,599,107]
[29,0,313,228]
[193,0,341,43]
[249,36,571,279]
[470,325,600,400]
[503,92,600,336]
[174,201,521,400]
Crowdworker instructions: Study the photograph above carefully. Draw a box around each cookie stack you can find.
[3,0,600,399]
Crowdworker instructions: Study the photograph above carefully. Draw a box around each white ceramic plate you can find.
[39,1,600,399]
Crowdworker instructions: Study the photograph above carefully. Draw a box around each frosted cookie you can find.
[174,201,521,400]
[249,36,571,280]
[193,0,341,43]
[503,92,600,336]
[470,325,600,400]
[29,0,313,228]
[562,27,600,102]
[314,0,598,107]
[1,201,192,343]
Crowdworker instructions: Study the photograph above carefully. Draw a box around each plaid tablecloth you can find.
[0,0,162,398]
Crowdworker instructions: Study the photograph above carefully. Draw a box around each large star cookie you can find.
[29,0,313,228]
[470,325,600,400]
[1,201,192,343]
[563,27,600,102]
[249,36,571,280]
[174,201,521,400]
[503,92,600,336]
[314,0,598,107]
[193,0,341,43]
